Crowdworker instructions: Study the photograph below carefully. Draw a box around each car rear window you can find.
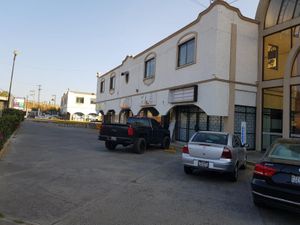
[127,118,150,127]
[269,144,300,161]
[191,133,228,145]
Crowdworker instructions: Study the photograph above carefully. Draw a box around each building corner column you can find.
[225,23,237,134]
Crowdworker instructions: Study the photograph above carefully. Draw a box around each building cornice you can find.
[96,77,257,104]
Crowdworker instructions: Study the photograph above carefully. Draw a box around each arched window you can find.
[265,0,299,28]
[292,50,300,77]
[109,73,116,94]
[144,53,156,79]
[177,32,197,68]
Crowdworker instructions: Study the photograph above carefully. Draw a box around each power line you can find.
[229,0,241,4]
[188,0,208,9]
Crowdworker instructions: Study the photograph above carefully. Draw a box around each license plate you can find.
[291,175,300,184]
[198,161,209,168]
[111,137,117,141]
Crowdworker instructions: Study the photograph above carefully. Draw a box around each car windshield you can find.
[269,143,300,161]
[191,133,228,145]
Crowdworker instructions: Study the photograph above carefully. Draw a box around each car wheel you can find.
[229,164,238,182]
[133,138,146,154]
[240,156,247,170]
[161,136,170,149]
[184,165,193,175]
[105,141,117,150]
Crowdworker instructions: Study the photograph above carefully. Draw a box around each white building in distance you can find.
[60,90,98,121]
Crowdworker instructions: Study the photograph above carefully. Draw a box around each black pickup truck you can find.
[98,117,170,154]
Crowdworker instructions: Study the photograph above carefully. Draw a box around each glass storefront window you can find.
[278,0,297,24]
[265,0,282,28]
[175,106,223,142]
[291,85,300,137]
[263,87,283,150]
[294,1,300,18]
[265,0,300,28]
[234,106,256,150]
[292,26,300,46]
[292,50,300,77]
[264,29,291,80]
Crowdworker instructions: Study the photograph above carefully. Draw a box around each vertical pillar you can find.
[224,23,237,133]
[282,77,291,138]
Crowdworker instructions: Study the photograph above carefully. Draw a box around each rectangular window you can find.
[178,38,195,67]
[144,58,155,79]
[262,87,283,150]
[76,97,84,104]
[263,29,291,80]
[110,76,115,90]
[100,80,105,93]
[291,85,300,137]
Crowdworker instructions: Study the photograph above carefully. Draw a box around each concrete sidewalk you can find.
[170,142,264,166]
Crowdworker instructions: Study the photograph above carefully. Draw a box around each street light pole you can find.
[7,50,18,109]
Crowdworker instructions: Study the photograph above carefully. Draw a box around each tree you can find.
[0,91,9,97]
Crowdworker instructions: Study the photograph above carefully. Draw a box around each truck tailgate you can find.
[100,124,129,138]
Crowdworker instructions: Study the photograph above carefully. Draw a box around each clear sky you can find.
[0,0,259,104]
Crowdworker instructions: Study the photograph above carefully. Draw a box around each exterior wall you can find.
[96,2,258,120]
[60,91,97,117]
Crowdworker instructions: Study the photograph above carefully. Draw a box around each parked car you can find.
[251,138,300,212]
[72,112,85,121]
[86,113,99,122]
[98,117,170,154]
[182,131,247,182]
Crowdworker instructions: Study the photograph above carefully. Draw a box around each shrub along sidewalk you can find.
[0,109,25,150]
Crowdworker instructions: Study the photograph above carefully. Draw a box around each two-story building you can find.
[96,0,300,151]
[96,1,259,149]
[60,90,98,121]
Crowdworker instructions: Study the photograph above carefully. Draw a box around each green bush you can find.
[0,109,25,149]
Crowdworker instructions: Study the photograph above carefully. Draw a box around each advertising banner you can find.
[13,97,25,111]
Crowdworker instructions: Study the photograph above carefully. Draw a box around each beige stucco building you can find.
[96,0,300,151]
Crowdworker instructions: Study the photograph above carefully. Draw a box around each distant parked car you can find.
[72,112,85,121]
[182,131,247,182]
[251,138,300,212]
[86,113,99,122]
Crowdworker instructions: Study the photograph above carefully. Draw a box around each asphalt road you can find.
[0,120,299,225]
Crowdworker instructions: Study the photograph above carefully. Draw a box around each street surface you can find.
[0,120,299,225]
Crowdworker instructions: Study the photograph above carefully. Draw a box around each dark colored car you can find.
[99,117,170,154]
[251,138,300,212]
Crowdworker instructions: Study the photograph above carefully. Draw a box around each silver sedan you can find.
[182,131,247,182]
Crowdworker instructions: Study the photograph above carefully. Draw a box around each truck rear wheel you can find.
[105,141,117,150]
[161,136,170,149]
[133,138,146,154]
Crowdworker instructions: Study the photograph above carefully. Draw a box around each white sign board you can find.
[168,86,197,103]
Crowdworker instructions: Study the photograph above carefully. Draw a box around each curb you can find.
[0,125,21,160]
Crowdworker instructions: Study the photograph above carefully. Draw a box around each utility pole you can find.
[7,50,19,108]
[37,85,42,115]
